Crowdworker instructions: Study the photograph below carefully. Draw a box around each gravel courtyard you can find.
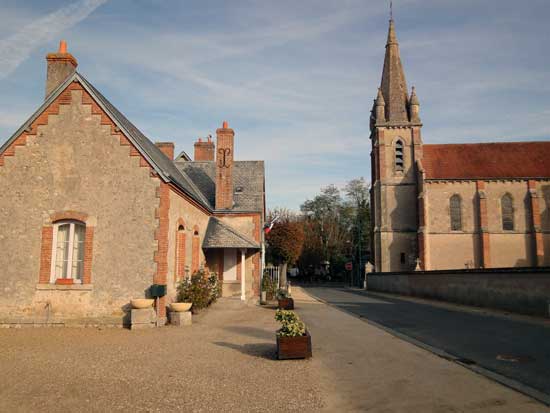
[0,299,324,413]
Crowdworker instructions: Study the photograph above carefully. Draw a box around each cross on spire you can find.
[390,1,393,20]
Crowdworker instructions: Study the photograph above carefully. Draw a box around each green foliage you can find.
[176,269,220,311]
[276,288,289,299]
[275,309,306,337]
[261,272,277,299]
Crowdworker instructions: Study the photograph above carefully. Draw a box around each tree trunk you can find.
[279,262,288,289]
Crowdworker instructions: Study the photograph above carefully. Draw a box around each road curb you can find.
[298,287,550,408]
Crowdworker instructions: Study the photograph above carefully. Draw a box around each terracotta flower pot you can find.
[277,330,312,360]
[55,278,74,285]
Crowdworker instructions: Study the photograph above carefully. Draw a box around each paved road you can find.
[303,286,550,401]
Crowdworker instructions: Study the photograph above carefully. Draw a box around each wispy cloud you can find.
[0,0,108,78]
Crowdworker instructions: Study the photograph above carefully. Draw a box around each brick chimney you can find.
[194,136,215,161]
[155,142,175,160]
[215,121,234,210]
[46,40,77,99]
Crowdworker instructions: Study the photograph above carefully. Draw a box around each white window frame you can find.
[49,220,85,283]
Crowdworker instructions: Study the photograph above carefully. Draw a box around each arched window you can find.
[501,193,514,230]
[51,220,86,282]
[395,140,404,172]
[192,226,200,274]
[450,195,462,231]
[175,224,186,282]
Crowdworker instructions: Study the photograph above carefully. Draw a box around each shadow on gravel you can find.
[213,341,276,360]
[224,326,273,340]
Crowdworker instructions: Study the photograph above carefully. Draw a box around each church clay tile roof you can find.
[422,142,550,180]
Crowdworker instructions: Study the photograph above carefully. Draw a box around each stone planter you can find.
[261,291,267,303]
[277,331,312,360]
[55,278,73,285]
[169,302,192,312]
[278,297,294,310]
[131,298,154,309]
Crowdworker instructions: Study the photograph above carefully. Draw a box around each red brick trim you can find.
[175,218,186,282]
[252,252,260,296]
[154,182,170,319]
[38,226,54,284]
[236,250,242,282]
[191,225,200,274]
[50,210,88,223]
[82,227,94,284]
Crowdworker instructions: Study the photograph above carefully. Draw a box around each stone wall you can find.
[0,87,159,325]
[367,268,550,316]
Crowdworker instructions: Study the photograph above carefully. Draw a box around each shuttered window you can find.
[395,140,404,171]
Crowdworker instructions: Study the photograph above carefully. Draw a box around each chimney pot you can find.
[45,40,78,99]
[59,40,67,54]
[222,120,228,129]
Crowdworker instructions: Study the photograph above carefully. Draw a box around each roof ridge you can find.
[424,141,550,147]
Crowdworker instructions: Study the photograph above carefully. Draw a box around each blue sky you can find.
[0,0,549,210]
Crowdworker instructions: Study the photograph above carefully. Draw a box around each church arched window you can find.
[450,194,462,231]
[395,139,404,172]
[501,193,514,231]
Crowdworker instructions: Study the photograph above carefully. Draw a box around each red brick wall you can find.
[215,124,234,209]
[194,138,215,161]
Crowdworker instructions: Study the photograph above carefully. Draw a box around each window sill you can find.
[222,280,241,284]
[36,284,93,291]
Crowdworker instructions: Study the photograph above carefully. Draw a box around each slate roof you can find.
[0,72,213,210]
[176,160,265,212]
[202,217,260,249]
[422,142,550,180]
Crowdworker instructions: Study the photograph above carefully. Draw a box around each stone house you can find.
[0,42,265,326]
[370,19,550,272]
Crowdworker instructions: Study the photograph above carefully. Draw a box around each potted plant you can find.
[275,309,312,359]
[261,273,276,302]
[175,270,220,314]
[277,288,294,310]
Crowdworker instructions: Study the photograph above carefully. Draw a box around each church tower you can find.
[370,17,423,272]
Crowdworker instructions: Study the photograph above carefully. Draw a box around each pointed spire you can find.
[375,88,386,123]
[379,17,409,124]
[409,86,420,123]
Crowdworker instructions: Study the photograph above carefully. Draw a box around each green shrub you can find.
[261,272,277,300]
[275,309,306,337]
[176,269,220,312]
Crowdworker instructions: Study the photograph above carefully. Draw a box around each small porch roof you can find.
[202,217,260,250]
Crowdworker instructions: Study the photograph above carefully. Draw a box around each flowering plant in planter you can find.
[275,309,312,359]
[276,288,294,310]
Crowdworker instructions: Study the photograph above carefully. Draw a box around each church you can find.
[0,42,265,326]
[370,18,550,272]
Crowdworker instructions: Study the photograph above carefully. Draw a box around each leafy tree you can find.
[265,210,304,288]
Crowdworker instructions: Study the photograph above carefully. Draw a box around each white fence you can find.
[264,265,280,288]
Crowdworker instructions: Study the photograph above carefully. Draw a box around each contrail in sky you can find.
[0,0,108,78]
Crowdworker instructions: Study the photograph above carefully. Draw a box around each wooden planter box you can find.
[278,297,294,310]
[277,331,312,360]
